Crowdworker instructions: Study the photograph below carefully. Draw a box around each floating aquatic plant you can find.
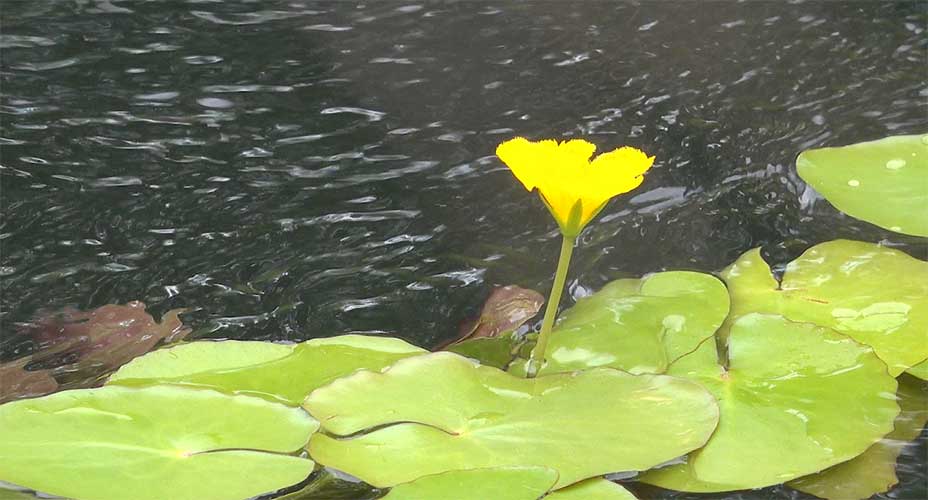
[496,137,654,376]
[797,134,928,237]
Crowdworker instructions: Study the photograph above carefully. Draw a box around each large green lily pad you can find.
[510,271,729,376]
[640,314,899,491]
[108,335,426,405]
[0,385,317,500]
[907,359,928,381]
[788,374,928,500]
[721,240,928,376]
[382,466,558,500]
[797,134,928,237]
[545,479,637,499]
[306,352,719,488]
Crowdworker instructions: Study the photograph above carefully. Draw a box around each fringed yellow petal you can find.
[496,138,654,236]
[590,146,655,181]
[558,139,597,162]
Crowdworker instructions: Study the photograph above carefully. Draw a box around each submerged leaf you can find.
[0,359,58,404]
[444,285,544,346]
[797,134,928,237]
[640,314,899,491]
[22,302,190,385]
[108,335,426,405]
[0,385,317,500]
[788,374,928,500]
[305,352,719,489]
[510,271,729,375]
[721,240,928,376]
[382,467,558,500]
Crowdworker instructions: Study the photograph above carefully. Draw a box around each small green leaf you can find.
[545,479,637,499]
[721,240,928,376]
[788,374,928,500]
[0,385,317,500]
[305,352,719,489]
[382,467,558,500]
[640,314,899,491]
[797,134,928,236]
[907,359,928,381]
[446,333,521,369]
[510,271,729,375]
[108,335,426,405]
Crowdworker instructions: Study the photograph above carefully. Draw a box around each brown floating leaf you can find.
[439,285,544,350]
[4,302,191,396]
[26,302,190,375]
[0,359,59,404]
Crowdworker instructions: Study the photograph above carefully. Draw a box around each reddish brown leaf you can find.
[0,359,58,404]
[19,302,190,388]
[439,285,544,349]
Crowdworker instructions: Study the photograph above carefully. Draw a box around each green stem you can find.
[526,235,575,378]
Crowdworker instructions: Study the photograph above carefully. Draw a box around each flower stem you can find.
[526,235,575,378]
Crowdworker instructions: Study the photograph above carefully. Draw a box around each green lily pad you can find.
[907,359,928,381]
[382,466,558,500]
[274,470,384,500]
[788,374,928,500]
[797,134,928,237]
[545,479,637,499]
[0,385,317,500]
[639,314,899,491]
[305,352,719,489]
[510,272,729,376]
[108,335,426,405]
[0,489,37,500]
[446,333,522,369]
[721,240,928,376]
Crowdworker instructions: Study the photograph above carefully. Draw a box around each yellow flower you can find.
[496,137,655,236]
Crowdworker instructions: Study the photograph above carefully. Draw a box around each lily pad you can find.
[108,335,426,405]
[907,359,928,381]
[510,271,729,375]
[640,314,899,491]
[382,466,558,500]
[446,333,522,369]
[545,479,637,499]
[797,134,928,237]
[0,385,317,500]
[721,240,928,376]
[305,352,719,488]
[788,374,928,500]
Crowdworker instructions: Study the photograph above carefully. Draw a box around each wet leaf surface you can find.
[797,134,928,237]
[445,333,522,369]
[640,314,899,491]
[0,385,317,500]
[305,352,719,489]
[788,374,928,500]
[108,335,426,405]
[381,466,558,500]
[721,240,928,376]
[546,479,637,500]
[509,272,729,376]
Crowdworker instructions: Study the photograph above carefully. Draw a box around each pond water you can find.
[1,1,926,499]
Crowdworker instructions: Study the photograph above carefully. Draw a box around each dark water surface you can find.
[1,1,926,499]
